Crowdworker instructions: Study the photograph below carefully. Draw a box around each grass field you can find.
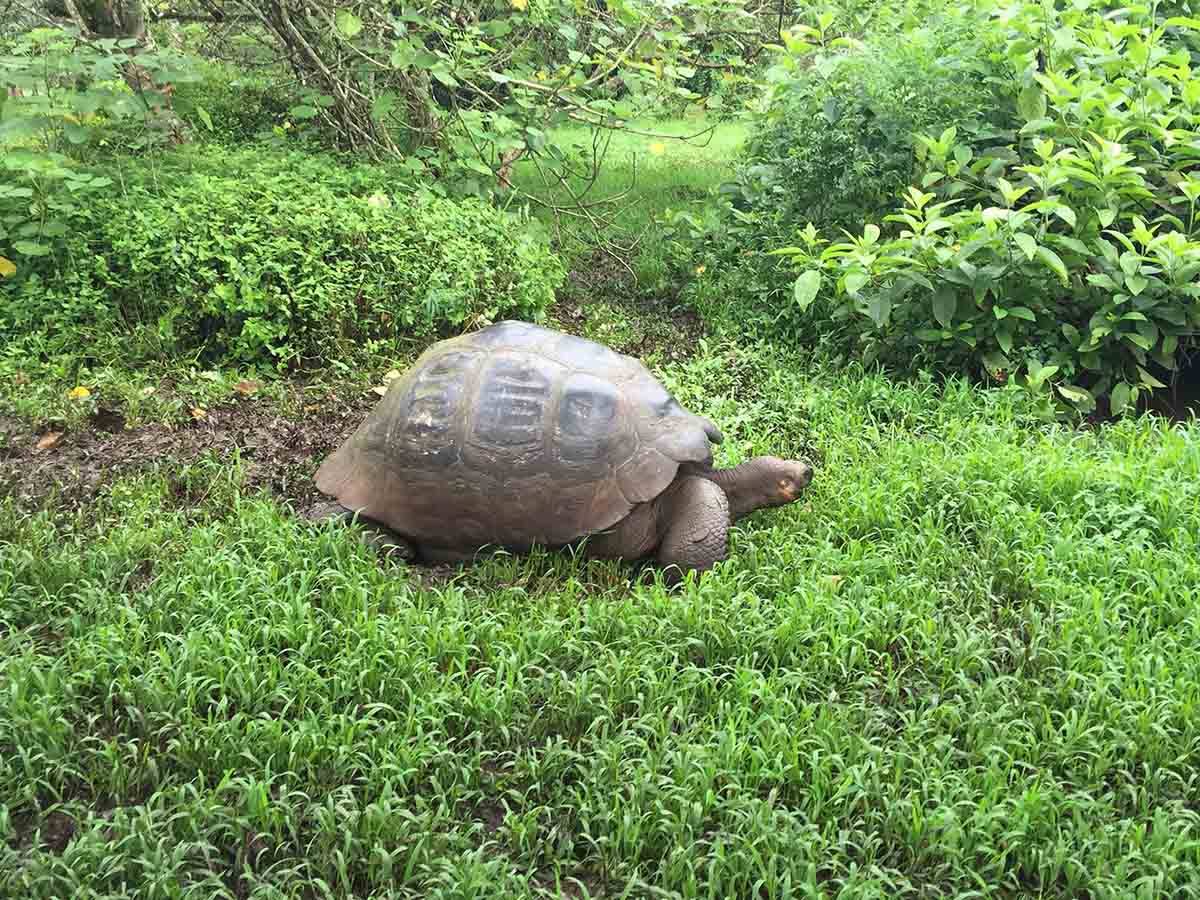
[4,116,1200,898]
[4,345,1200,897]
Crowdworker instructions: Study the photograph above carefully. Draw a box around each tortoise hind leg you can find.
[418,545,485,565]
[655,476,731,584]
[303,501,417,561]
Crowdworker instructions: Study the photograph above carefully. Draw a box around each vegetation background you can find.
[2,0,1200,897]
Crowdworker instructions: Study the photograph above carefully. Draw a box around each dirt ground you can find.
[0,285,708,516]
[0,387,379,514]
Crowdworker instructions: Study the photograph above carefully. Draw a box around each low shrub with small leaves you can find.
[170,60,295,145]
[722,9,1009,238]
[1,147,566,368]
[770,0,1200,416]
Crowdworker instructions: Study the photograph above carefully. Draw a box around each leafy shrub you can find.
[1,147,566,368]
[1,26,200,269]
[170,60,304,145]
[771,0,1200,415]
[722,12,1011,238]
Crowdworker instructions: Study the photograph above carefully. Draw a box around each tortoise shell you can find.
[315,320,724,551]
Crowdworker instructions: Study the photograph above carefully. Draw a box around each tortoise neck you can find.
[693,460,772,522]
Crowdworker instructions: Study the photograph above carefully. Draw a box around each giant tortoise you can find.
[310,320,813,578]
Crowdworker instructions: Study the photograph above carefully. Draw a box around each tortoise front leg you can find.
[583,476,731,584]
[654,476,731,583]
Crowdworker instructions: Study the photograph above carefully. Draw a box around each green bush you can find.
[771,0,1200,415]
[722,13,1011,238]
[170,60,302,146]
[1,147,566,368]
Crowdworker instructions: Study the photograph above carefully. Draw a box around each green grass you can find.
[4,341,1200,898]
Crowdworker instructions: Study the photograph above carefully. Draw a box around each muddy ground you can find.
[0,283,707,516]
[0,387,379,515]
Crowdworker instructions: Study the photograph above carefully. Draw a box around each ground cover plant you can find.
[4,0,1200,897]
[4,349,1200,898]
[4,149,565,369]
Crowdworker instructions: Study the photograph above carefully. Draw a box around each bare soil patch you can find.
[0,388,376,513]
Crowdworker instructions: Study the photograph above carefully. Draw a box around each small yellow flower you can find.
[511,0,528,10]
[695,265,706,275]
[68,386,91,400]
[648,142,666,155]
[0,256,15,278]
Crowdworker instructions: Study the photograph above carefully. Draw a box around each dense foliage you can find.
[2,148,565,368]
[769,0,1200,414]
[724,13,1010,236]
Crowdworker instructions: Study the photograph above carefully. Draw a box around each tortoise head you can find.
[758,456,814,508]
[706,455,814,521]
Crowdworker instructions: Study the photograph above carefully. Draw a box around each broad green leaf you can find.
[371,92,397,121]
[13,240,50,257]
[1125,274,1148,295]
[1017,84,1046,121]
[866,292,891,327]
[982,350,1010,374]
[844,270,869,295]
[1056,383,1094,409]
[1052,205,1077,229]
[335,10,364,38]
[1138,366,1167,389]
[1013,232,1038,260]
[1035,246,1069,285]
[1109,381,1133,414]
[196,105,214,131]
[1009,306,1037,321]
[931,285,956,328]
[792,271,821,312]
[1098,208,1117,228]
[996,327,1014,355]
[1086,273,1119,290]
[1048,235,1090,255]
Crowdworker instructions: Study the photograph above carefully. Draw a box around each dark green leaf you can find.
[1109,381,1133,414]
[932,285,956,328]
